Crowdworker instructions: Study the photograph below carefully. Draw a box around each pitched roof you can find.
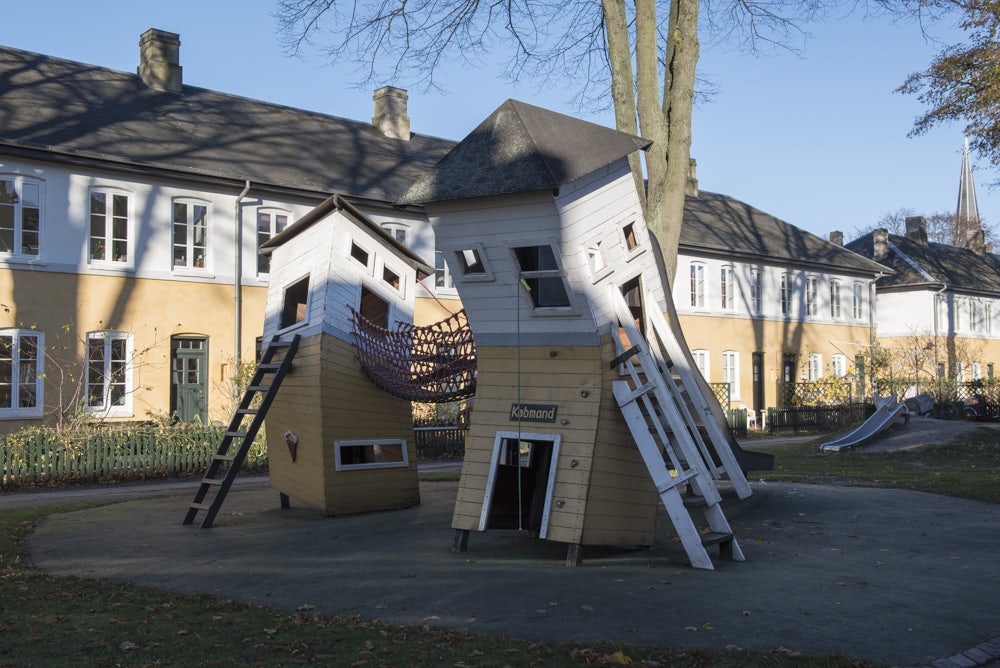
[846,231,1000,295]
[398,99,650,205]
[682,191,889,275]
[0,44,454,201]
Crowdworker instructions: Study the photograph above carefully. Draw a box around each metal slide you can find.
[820,397,909,452]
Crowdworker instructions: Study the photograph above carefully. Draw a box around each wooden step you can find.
[700,531,735,561]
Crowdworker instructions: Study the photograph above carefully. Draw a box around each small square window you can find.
[350,242,370,267]
[335,439,409,471]
[382,266,400,290]
[623,222,639,251]
[458,248,485,274]
[281,277,309,329]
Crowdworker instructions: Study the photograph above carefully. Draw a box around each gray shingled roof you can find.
[846,232,1000,295]
[683,191,889,275]
[398,99,651,205]
[0,45,454,201]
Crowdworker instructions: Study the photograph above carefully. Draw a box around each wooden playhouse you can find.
[255,195,432,515]
[399,100,754,568]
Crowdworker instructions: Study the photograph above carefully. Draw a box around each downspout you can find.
[234,180,251,378]
[933,284,948,398]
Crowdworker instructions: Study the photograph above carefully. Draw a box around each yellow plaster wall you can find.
[1,268,267,430]
[677,314,873,408]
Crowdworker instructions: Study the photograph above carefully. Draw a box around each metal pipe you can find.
[234,180,251,376]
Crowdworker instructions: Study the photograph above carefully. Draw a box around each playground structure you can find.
[185,100,768,570]
[400,100,768,568]
[820,394,909,452]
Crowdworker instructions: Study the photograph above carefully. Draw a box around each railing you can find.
[767,403,874,434]
[0,424,267,490]
[412,425,467,460]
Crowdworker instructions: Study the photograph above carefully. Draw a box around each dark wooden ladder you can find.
[183,334,300,528]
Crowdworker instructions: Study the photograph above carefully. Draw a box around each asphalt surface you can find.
[6,430,1000,667]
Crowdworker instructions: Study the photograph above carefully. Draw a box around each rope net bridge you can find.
[351,308,477,403]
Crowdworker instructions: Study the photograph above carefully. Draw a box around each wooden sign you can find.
[509,403,558,423]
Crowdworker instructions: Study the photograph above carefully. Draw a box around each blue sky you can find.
[1,1,990,243]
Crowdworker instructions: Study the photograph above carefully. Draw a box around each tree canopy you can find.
[898,0,1000,168]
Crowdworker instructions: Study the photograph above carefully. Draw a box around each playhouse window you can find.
[360,285,389,328]
[382,265,400,291]
[458,248,484,274]
[334,439,409,471]
[280,276,309,329]
[350,241,371,270]
[513,244,571,309]
[623,222,639,250]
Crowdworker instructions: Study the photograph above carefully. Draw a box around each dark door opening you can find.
[752,352,764,412]
[485,437,555,535]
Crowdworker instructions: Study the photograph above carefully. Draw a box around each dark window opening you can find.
[280,277,309,329]
[623,222,639,251]
[513,245,570,308]
[458,248,485,274]
[339,442,404,466]
[360,285,390,328]
[621,276,645,336]
[382,266,400,290]
[350,242,369,267]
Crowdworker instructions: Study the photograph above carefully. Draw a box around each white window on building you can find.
[956,361,967,383]
[0,329,43,418]
[692,349,710,381]
[690,262,705,308]
[750,268,762,315]
[780,273,791,315]
[970,300,981,333]
[955,298,967,333]
[89,189,130,264]
[380,222,409,246]
[0,175,42,258]
[853,282,864,320]
[808,353,822,381]
[972,361,982,380]
[832,354,847,378]
[86,331,131,417]
[830,280,841,319]
[257,209,289,275]
[720,266,734,311]
[512,244,572,309]
[987,303,994,335]
[806,276,818,316]
[722,350,739,400]
[172,200,209,270]
[435,249,454,290]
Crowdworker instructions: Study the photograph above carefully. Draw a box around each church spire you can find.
[956,136,984,253]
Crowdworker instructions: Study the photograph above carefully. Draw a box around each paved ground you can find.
[7,424,1000,667]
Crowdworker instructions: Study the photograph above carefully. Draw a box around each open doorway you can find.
[479,432,560,538]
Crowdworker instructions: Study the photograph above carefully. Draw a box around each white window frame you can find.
[806,276,818,317]
[832,354,847,378]
[987,303,994,335]
[0,174,42,260]
[583,237,613,283]
[509,241,575,313]
[278,274,311,333]
[434,248,456,293]
[720,266,734,311]
[690,262,706,309]
[830,280,841,319]
[88,188,132,267]
[780,273,791,315]
[380,222,409,246]
[972,361,982,381]
[692,349,710,381]
[334,438,410,471]
[619,219,646,262]
[452,243,494,283]
[0,329,44,419]
[722,350,739,400]
[85,331,132,418]
[852,282,864,320]
[172,198,210,272]
[257,208,290,275]
[750,268,762,315]
[479,431,561,538]
[808,353,822,381]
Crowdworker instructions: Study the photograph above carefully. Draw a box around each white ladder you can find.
[609,287,744,570]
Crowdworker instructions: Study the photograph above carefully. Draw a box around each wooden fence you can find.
[0,425,267,490]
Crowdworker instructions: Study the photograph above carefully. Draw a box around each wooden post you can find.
[566,543,583,567]
[452,529,470,553]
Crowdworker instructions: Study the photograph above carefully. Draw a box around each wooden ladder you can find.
[183,334,300,528]
[609,288,743,570]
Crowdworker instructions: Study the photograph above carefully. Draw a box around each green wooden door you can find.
[171,336,208,423]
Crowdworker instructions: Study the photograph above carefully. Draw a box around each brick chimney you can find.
[904,216,928,246]
[829,230,843,246]
[873,228,889,261]
[372,87,410,140]
[138,29,182,93]
[686,158,699,197]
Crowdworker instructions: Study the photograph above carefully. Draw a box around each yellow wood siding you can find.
[265,332,419,515]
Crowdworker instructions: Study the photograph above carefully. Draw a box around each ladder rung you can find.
[620,381,657,406]
[201,478,223,486]
[257,363,280,371]
[189,503,212,511]
[700,531,733,547]
[655,469,697,493]
[214,454,235,462]
[224,431,247,439]
[235,408,259,415]
[247,385,270,392]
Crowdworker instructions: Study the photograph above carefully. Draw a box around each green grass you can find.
[10,430,998,667]
[760,427,1000,504]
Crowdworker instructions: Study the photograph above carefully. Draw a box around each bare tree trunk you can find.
[602,0,646,212]
[651,0,699,281]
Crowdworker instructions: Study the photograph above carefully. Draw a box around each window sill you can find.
[87,263,135,275]
[0,256,45,268]
[0,410,43,420]
[172,267,216,279]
